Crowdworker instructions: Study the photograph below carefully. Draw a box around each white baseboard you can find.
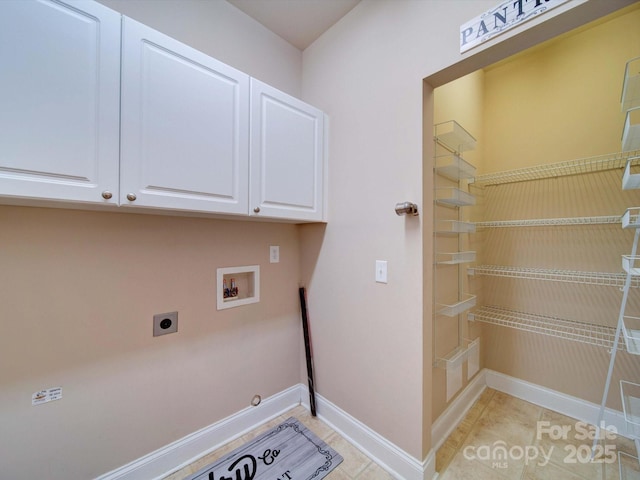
[302,388,436,480]
[484,369,628,437]
[431,369,487,450]
[98,371,624,480]
[95,385,303,480]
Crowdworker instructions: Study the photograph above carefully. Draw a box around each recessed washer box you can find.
[217,265,260,310]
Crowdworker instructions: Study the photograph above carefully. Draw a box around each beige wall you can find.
[301,0,638,462]
[3,0,639,478]
[0,2,304,479]
[97,0,302,97]
[0,207,303,479]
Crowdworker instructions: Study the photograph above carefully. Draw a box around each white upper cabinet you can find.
[120,17,250,214]
[0,0,121,204]
[250,79,325,222]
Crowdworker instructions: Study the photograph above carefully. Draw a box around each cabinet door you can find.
[250,79,325,222]
[120,17,250,215]
[0,0,121,205]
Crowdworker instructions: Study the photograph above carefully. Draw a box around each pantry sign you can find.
[460,0,569,53]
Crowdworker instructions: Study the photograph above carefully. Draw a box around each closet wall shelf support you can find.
[435,338,479,370]
[436,251,476,265]
[622,207,640,228]
[475,216,621,228]
[622,108,640,152]
[435,219,476,234]
[622,316,640,355]
[472,150,640,186]
[468,305,624,351]
[437,294,477,317]
[468,265,640,288]
[435,187,475,207]
[434,120,477,153]
[435,153,476,181]
[618,451,640,479]
[620,381,640,438]
[621,56,640,111]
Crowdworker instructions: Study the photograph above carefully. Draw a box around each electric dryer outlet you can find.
[153,311,178,336]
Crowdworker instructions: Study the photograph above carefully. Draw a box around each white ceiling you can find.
[227,0,361,50]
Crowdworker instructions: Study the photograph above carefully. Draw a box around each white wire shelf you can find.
[618,451,640,479]
[436,251,476,265]
[623,316,640,355]
[621,381,640,438]
[622,56,640,111]
[435,187,475,208]
[623,256,640,275]
[434,120,476,153]
[436,338,479,370]
[472,150,640,186]
[435,220,476,235]
[623,208,640,229]
[623,108,640,152]
[437,294,477,317]
[468,305,624,351]
[475,216,621,228]
[435,153,476,181]
[623,161,640,190]
[468,265,640,288]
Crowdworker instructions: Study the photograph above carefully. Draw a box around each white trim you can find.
[431,370,487,450]
[97,372,625,480]
[95,385,302,480]
[484,369,628,437]
[302,388,436,480]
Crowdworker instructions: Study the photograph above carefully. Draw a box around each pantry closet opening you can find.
[429,1,640,436]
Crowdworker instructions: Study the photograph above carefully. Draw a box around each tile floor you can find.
[162,389,640,480]
[436,388,640,480]
[162,404,394,480]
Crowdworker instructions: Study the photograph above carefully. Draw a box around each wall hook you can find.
[395,201,419,216]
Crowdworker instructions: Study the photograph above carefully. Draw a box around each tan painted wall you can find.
[432,4,640,420]
[479,4,640,409]
[301,0,639,461]
[2,0,638,477]
[0,2,304,479]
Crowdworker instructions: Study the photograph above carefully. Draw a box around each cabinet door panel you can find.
[121,18,249,214]
[0,0,120,204]
[250,79,324,222]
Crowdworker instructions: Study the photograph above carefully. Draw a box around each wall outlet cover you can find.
[153,311,178,336]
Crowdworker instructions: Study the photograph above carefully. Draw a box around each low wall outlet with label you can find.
[153,311,178,337]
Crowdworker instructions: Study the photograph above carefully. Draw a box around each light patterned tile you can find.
[436,438,458,472]
[187,436,245,474]
[355,461,395,479]
[162,465,193,480]
[438,452,513,480]
[327,466,354,479]
[523,460,586,480]
[325,432,372,478]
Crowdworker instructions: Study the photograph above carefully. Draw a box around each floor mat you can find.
[186,416,343,480]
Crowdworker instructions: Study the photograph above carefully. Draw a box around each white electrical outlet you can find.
[375,260,388,283]
[270,245,280,263]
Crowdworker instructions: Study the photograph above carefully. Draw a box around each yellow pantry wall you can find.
[434,3,640,420]
[0,2,304,479]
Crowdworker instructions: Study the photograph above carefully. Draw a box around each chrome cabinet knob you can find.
[126,193,137,202]
[253,207,260,213]
[101,191,113,200]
